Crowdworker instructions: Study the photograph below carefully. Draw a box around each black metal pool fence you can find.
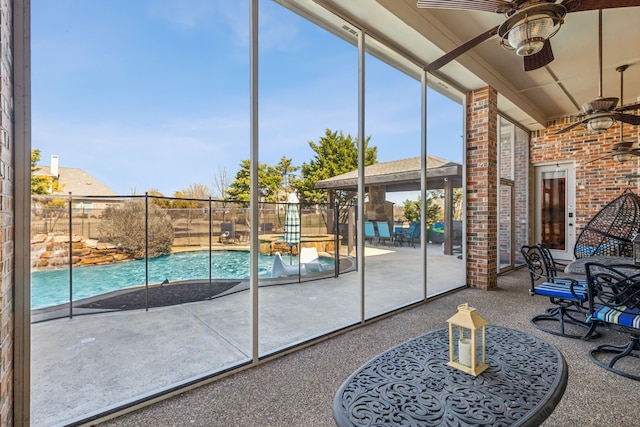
[31,193,354,319]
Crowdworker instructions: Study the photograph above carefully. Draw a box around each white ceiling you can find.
[307,0,640,131]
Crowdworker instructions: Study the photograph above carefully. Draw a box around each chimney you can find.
[51,154,59,178]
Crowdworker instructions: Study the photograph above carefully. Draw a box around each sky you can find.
[31,0,463,203]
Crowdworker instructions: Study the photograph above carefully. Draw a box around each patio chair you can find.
[219,222,234,243]
[520,245,591,339]
[398,222,420,248]
[300,247,323,272]
[574,188,640,259]
[271,252,307,278]
[364,221,377,245]
[584,262,640,381]
[259,222,273,235]
[537,243,568,277]
[375,221,392,246]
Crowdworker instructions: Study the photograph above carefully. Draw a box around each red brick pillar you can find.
[465,86,498,290]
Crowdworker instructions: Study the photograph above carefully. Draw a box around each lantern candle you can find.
[447,303,488,376]
[458,338,471,367]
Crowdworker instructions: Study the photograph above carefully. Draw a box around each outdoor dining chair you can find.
[364,221,377,245]
[398,222,420,247]
[375,221,392,246]
[584,262,640,381]
[521,245,591,339]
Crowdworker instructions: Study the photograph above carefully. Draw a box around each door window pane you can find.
[541,171,567,250]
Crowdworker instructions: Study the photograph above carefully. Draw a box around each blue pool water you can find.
[31,250,333,310]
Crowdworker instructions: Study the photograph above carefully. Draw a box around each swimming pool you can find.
[31,250,333,310]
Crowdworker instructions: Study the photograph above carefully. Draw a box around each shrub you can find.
[99,201,174,258]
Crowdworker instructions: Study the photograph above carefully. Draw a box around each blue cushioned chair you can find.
[375,221,392,247]
[364,221,377,245]
[521,245,590,339]
[585,262,640,381]
[398,221,420,248]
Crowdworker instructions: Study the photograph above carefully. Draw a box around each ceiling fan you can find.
[584,64,640,164]
[555,10,640,135]
[419,0,640,72]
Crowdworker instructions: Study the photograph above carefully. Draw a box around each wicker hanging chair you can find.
[574,188,640,258]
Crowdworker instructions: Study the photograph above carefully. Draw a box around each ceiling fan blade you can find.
[555,119,585,135]
[523,40,554,71]
[416,0,512,13]
[585,152,615,164]
[616,102,640,112]
[570,0,640,12]
[614,113,640,126]
[424,26,498,72]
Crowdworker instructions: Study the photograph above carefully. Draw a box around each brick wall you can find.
[466,87,498,289]
[0,0,13,424]
[531,115,640,237]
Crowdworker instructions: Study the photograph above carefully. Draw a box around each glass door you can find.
[499,179,514,272]
[535,163,576,260]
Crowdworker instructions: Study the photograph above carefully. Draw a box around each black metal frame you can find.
[585,262,640,381]
[574,189,640,259]
[521,245,591,339]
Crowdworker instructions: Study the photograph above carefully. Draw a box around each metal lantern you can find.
[633,233,640,264]
[447,303,488,376]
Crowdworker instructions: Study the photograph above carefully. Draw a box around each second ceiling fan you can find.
[554,10,640,135]
[418,0,640,72]
[583,64,640,164]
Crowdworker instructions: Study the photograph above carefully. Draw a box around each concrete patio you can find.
[31,243,465,426]
[97,267,639,427]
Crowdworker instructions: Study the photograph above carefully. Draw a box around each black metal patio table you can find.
[333,325,567,427]
[564,255,634,275]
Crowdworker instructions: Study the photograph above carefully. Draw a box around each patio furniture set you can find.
[522,243,640,381]
[333,241,639,427]
[364,220,421,248]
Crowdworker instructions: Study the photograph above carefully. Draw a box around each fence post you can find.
[145,193,149,311]
[209,197,212,299]
[68,192,73,319]
[334,201,339,278]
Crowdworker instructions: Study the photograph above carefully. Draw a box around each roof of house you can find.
[34,166,118,197]
[315,155,462,192]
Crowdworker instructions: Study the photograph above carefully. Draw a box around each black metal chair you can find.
[521,245,590,339]
[574,188,640,259]
[585,262,640,381]
[538,243,568,277]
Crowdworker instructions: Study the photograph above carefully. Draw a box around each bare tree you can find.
[211,166,231,200]
[182,183,211,200]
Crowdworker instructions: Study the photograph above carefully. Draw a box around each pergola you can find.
[315,155,463,255]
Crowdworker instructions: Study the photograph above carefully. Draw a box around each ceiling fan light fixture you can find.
[507,14,555,56]
[498,3,566,57]
[586,116,616,133]
[615,152,633,164]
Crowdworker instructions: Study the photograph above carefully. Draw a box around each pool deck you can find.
[30,243,464,426]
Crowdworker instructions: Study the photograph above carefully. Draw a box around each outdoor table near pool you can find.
[333,325,567,427]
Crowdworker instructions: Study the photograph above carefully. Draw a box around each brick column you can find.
[1,0,16,424]
[466,87,498,290]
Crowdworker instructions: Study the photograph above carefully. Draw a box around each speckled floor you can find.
[100,268,639,427]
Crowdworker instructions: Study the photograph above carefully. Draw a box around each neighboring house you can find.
[32,155,119,215]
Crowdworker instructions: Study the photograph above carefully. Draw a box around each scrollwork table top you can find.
[333,326,567,427]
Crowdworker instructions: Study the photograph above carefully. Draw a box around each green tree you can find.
[402,196,440,228]
[99,200,174,259]
[31,149,50,195]
[226,160,282,202]
[296,129,376,205]
[275,156,299,191]
[427,188,464,220]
